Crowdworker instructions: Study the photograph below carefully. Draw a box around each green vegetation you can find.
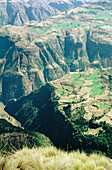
[78,8,112,21]
[87,78,104,98]
[64,85,73,90]
[69,107,112,158]
[31,28,47,34]
[75,80,85,89]
[93,21,112,27]
[54,22,84,30]
[93,22,106,27]
[90,86,104,98]
[31,21,86,35]
[68,69,102,90]
[88,82,102,88]
[69,73,81,83]
[29,4,112,35]
[78,8,102,14]
[83,69,100,80]
[94,12,112,19]
[68,96,76,102]
[84,71,104,98]
[78,8,92,13]
[26,131,52,147]
[58,88,66,96]
[59,69,106,98]
[98,103,110,109]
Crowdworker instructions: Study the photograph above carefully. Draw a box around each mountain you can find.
[0,0,112,104]
[5,67,112,158]
[0,0,99,26]
[0,119,52,154]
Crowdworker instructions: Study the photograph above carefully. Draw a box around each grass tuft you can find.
[0,146,112,170]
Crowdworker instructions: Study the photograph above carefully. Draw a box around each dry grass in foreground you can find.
[0,146,112,170]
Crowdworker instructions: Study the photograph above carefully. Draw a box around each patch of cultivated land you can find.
[52,68,112,134]
[29,1,112,35]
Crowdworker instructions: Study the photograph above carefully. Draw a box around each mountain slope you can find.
[0,1,112,104]
[0,119,52,154]
[0,0,99,26]
[5,68,112,158]
[0,101,21,127]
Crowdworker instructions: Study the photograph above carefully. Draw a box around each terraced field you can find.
[29,1,112,35]
[52,68,112,132]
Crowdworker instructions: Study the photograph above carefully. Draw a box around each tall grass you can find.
[0,146,112,170]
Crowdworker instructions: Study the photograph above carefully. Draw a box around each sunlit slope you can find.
[0,119,52,154]
[5,68,112,158]
[53,68,112,127]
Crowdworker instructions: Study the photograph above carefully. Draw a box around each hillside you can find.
[0,119,52,154]
[0,0,99,26]
[5,67,112,158]
[0,146,112,170]
[0,0,112,104]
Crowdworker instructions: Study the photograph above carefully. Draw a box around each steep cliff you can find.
[0,1,112,103]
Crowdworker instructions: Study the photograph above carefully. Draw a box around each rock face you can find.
[5,68,112,157]
[0,0,99,26]
[0,1,112,104]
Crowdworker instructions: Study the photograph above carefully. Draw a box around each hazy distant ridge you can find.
[0,0,99,26]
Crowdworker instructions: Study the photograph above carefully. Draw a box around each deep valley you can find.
[0,0,112,165]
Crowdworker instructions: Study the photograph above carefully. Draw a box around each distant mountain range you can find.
[0,0,99,26]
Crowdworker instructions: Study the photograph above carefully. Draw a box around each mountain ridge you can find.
[5,67,112,157]
[0,119,52,154]
[0,0,99,26]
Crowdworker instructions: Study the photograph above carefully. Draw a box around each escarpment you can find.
[0,1,112,103]
[0,28,112,104]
